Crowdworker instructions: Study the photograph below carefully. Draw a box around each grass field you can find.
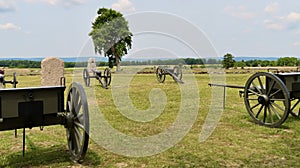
[1,68,300,167]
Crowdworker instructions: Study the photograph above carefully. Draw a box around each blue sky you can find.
[0,0,300,58]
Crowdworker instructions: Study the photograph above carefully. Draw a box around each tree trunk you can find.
[111,45,121,71]
[116,55,120,71]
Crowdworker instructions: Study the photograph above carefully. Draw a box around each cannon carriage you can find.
[83,67,111,89]
[0,80,90,163]
[209,71,300,127]
[156,65,183,84]
[83,58,112,89]
[0,69,18,88]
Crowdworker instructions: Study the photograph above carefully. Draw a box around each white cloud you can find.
[112,0,135,13]
[286,12,300,22]
[0,23,21,31]
[24,0,86,7]
[263,19,284,31]
[224,5,257,19]
[265,2,279,14]
[0,0,16,12]
[263,12,300,31]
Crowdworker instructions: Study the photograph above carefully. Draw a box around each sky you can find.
[0,0,300,59]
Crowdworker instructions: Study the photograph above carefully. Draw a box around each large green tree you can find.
[89,8,132,71]
[222,53,235,69]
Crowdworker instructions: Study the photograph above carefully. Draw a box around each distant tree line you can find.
[0,60,41,68]
[120,58,221,66]
[0,60,110,68]
[222,53,300,69]
[1,56,300,69]
[0,58,223,68]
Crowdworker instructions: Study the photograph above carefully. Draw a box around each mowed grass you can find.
[1,69,300,167]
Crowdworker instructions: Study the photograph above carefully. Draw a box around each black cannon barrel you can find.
[208,83,245,89]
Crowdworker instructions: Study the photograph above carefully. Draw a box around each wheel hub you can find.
[258,95,269,105]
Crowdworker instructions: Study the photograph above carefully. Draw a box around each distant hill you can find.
[0,56,283,62]
[234,57,278,61]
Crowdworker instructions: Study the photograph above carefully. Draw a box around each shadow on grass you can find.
[1,144,102,167]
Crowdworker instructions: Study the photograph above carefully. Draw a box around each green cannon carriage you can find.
[209,71,300,127]
[0,81,89,163]
[83,68,111,89]
[155,65,183,84]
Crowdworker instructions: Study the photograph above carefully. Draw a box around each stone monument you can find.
[41,56,64,86]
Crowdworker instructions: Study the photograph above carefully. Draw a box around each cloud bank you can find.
[0,23,21,31]
[0,0,16,12]
[24,0,86,7]
[112,0,135,13]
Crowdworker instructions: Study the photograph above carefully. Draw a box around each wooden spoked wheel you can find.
[66,82,89,163]
[156,66,166,83]
[103,68,112,87]
[244,72,290,127]
[173,66,182,80]
[83,68,90,87]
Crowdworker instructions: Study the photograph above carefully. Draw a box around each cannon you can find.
[0,69,18,88]
[209,71,300,127]
[156,65,183,83]
[0,80,89,163]
[83,68,111,89]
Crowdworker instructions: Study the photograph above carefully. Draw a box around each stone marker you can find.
[87,58,97,72]
[41,56,64,86]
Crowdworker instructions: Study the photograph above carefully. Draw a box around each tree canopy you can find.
[222,53,235,69]
[277,57,298,66]
[89,8,132,71]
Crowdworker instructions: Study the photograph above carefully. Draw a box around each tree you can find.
[89,8,132,71]
[222,53,235,69]
[277,57,298,66]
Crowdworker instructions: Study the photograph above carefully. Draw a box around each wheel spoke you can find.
[250,103,260,110]
[255,105,264,118]
[248,89,261,97]
[76,113,84,123]
[70,93,73,108]
[257,76,265,93]
[270,98,286,101]
[252,83,262,94]
[75,99,82,113]
[67,100,73,112]
[74,127,82,153]
[269,89,281,98]
[74,127,83,143]
[74,121,85,130]
[263,106,267,123]
[270,103,282,120]
[267,80,276,95]
[271,102,285,112]
[267,106,274,123]
[72,90,79,110]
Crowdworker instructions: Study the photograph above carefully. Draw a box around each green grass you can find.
[1,69,300,167]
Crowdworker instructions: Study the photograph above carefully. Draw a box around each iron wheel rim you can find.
[66,82,89,162]
[156,66,165,83]
[244,72,290,127]
[83,69,90,87]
